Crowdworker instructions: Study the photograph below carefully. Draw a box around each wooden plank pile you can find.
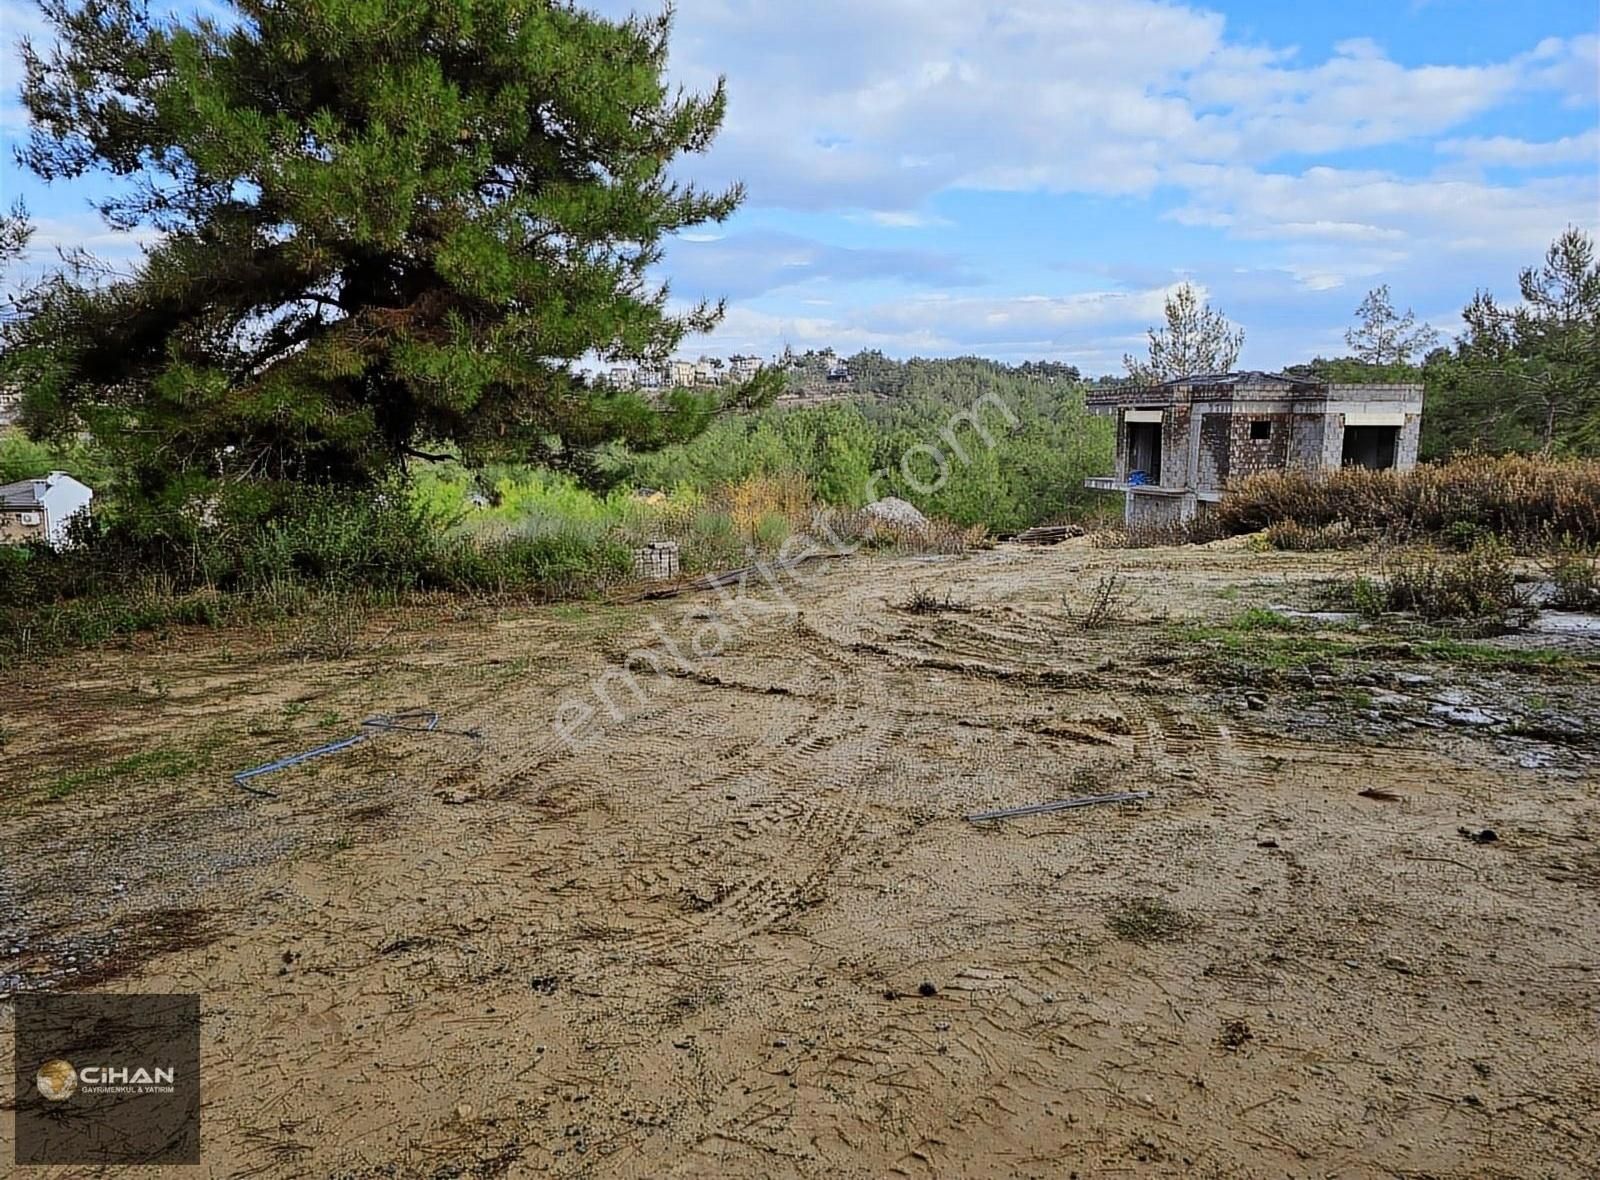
[1009,524,1085,545]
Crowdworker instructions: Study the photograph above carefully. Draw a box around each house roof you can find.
[1159,370,1319,389]
[0,479,48,509]
[0,471,89,509]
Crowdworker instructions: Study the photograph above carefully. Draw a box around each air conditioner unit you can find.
[19,512,41,526]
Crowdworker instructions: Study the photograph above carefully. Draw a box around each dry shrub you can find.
[822,508,987,555]
[896,586,971,614]
[1105,896,1195,945]
[1263,519,1367,551]
[1217,454,1600,547]
[281,594,366,659]
[723,472,813,537]
[1063,569,1131,628]
[1092,513,1226,549]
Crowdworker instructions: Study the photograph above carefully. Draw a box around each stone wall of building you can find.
[1093,380,1424,512]
[1125,489,1194,529]
[1320,385,1425,472]
[1196,412,1231,490]
[0,510,46,545]
[1194,407,1308,491]
[1326,383,1425,404]
[1397,412,1422,470]
[1162,405,1192,487]
[1228,411,1296,480]
[1288,411,1329,474]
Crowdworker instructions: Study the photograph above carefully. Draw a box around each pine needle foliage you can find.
[6,0,770,520]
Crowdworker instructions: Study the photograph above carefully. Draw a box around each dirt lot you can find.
[3,539,1598,1178]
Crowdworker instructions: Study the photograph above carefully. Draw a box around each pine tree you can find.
[1448,227,1600,455]
[1345,285,1438,365]
[0,205,30,274]
[1124,283,1245,382]
[0,203,32,322]
[5,0,772,512]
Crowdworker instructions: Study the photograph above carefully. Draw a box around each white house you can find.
[0,471,94,547]
[728,354,762,382]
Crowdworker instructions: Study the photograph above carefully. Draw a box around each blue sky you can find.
[2,0,1596,373]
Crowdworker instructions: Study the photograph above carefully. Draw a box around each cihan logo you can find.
[36,1058,176,1102]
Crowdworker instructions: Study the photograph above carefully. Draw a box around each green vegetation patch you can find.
[1172,608,1589,680]
[43,743,218,802]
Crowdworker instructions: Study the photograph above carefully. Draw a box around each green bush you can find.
[1544,546,1600,611]
[1385,539,1526,623]
[1345,577,1387,619]
[753,510,792,551]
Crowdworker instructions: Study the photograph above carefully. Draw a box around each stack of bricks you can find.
[632,541,681,581]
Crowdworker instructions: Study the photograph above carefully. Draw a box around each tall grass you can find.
[0,466,989,665]
[1217,455,1600,547]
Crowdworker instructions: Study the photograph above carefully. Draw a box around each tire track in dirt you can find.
[612,634,904,955]
[412,607,907,980]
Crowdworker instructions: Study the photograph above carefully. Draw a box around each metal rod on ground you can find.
[232,710,481,796]
[360,710,482,739]
[966,791,1151,822]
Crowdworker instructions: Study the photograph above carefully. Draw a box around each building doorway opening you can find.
[1127,422,1162,484]
[1341,425,1399,471]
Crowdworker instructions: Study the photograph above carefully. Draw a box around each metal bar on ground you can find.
[231,709,481,796]
[966,790,1151,822]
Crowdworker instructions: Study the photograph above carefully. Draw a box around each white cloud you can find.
[0,0,51,134]
[5,0,1594,366]
[663,229,981,300]
[853,210,953,229]
[680,282,1185,361]
[602,1,1598,215]
[1165,164,1597,287]
[1438,129,1600,168]
[1520,34,1600,106]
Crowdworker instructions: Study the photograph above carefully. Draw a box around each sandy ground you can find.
[2,540,1598,1178]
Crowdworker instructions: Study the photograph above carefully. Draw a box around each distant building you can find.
[608,366,637,391]
[0,471,94,547]
[636,366,666,391]
[0,388,20,430]
[1084,371,1424,527]
[668,360,697,388]
[826,358,851,383]
[728,354,762,382]
[693,360,722,386]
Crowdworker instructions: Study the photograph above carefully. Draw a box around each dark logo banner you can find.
[13,993,200,1165]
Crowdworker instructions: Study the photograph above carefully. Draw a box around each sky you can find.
[1,0,1596,374]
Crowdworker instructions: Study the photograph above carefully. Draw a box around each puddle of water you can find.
[1270,605,1358,625]
[1527,611,1600,635]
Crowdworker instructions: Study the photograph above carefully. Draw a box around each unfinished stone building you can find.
[1085,372,1424,527]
